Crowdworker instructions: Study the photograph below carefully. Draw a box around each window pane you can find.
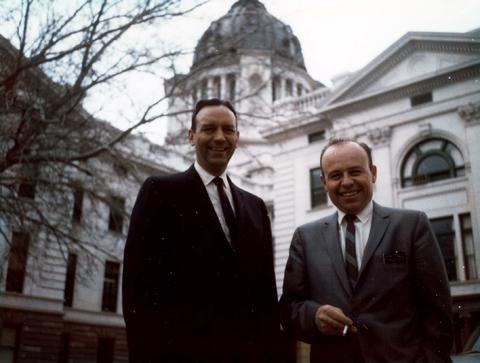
[310,168,327,208]
[401,138,465,188]
[415,154,452,184]
[72,188,83,223]
[6,232,30,293]
[108,197,125,233]
[102,261,120,312]
[64,254,77,307]
[286,79,293,97]
[0,327,17,363]
[418,139,442,153]
[430,216,457,281]
[447,145,464,165]
[402,154,416,179]
[308,130,325,144]
[18,181,35,199]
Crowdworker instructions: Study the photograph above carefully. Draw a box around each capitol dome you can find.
[192,0,307,70]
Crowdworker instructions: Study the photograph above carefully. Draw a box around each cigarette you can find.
[342,325,348,336]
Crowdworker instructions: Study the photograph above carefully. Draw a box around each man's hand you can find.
[314,305,357,336]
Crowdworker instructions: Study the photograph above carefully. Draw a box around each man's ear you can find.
[371,165,377,183]
[188,129,195,146]
[321,174,326,186]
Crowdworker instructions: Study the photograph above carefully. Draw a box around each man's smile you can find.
[339,190,360,197]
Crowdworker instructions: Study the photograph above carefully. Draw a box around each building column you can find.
[221,75,227,100]
[367,126,393,207]
[278,77,287,99]
[458,101,480,275]
[206,77,213,98]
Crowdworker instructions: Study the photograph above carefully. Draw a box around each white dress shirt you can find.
[194,161,236,242]
[337,201,373,269]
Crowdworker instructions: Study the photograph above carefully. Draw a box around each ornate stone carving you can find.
[367,126,391,145]
[458,102,480,123]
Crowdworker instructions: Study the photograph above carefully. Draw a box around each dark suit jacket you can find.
[280,202,453,363]
[123,166,281,363]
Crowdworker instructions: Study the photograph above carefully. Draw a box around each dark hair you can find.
[320,137,373,176]
[190,98,238,131]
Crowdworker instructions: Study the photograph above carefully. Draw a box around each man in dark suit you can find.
[123,99,280,363]
[280,138,453,363]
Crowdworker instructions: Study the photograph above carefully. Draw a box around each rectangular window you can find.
[410,91,432,107]
[102,261,120,312]
[72,188,83,223]
[97,337,115,363]
[430,216,457,281]
[58,333,70,363]
[6,232,30,293]
[18,179,35,199]
[108,196,125,233]
[297,84,303,97]
[113,163,128,177]
[460,213,477,280]
[310,168,327,208]
[286,79,293,97]
[272,76,280,102]
[308,130,326,143]
[0,326,18,363]
[63,253,77,307]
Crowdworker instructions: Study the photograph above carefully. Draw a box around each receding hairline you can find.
[190,98,238,131]
[320,138,373,175]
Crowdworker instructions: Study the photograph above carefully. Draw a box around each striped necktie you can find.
[213,177,237,242]
[345,214,358,287]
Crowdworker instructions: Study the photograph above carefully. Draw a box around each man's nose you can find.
[340,173,354,186]
[213,128,226,141]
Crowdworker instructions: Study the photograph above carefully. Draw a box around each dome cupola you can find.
[192,0,306,70]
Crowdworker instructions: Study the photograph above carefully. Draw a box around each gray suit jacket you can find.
[280,202,453,363]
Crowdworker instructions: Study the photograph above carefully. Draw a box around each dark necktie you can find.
[213,177,236,242]
[345,214,358,287]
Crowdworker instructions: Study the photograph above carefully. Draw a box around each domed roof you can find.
[192,0,306,70]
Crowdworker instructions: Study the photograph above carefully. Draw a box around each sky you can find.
[91,0,480,142]
[173,0,480,85]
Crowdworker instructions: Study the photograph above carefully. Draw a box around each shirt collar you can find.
[194,161,229,187]
[337,200,374,225]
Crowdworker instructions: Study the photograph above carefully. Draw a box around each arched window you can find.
[401,138,465,187]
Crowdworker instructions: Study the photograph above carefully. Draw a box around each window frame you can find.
[309,167,327,209]
[401,138,465,187]
[101,261,120,313]
[6,231,30,293]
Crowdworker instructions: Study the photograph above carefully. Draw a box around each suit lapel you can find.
[323,213,352,296]
[228,177,244,223]
[228,177,246,252]
[358,202,390,277]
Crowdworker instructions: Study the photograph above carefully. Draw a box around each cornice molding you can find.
[326,63,480,118]
[336,38,480,103]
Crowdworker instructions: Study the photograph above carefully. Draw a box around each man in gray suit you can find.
[280,138,453,363]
